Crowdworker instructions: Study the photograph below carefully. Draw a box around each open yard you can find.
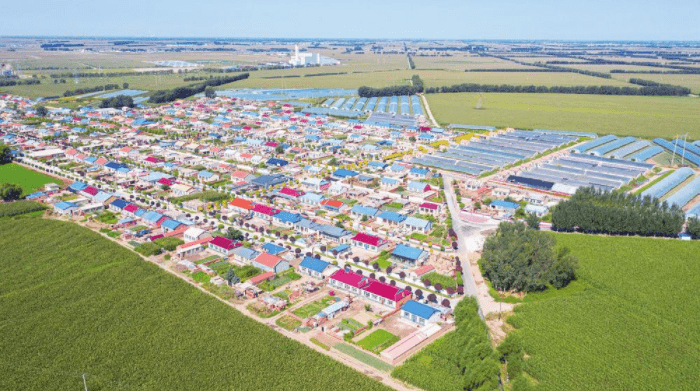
[292,295,338,319]
[0,163,59,195]
[0,217,389,390]
[356,329,399,353]
[427,92,700,140]
[506,233,700,390]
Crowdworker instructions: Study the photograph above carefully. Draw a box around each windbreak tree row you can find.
[552,187,685,237]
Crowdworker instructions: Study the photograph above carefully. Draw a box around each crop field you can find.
[0,218,389,391]
[292,295,338,319]
[0,163,59,195]
[413,54,540,70]
[356,330,399,353]
[507,234,700,391]
[426,92,700,139]
[611,73,700,94]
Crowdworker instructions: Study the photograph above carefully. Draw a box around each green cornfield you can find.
[507,233,700,390]
[0,217,389,390]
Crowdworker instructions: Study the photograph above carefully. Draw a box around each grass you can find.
[311,338,331,351]
[506,233,700,391]
[426,92,700,140]
[334,344,394,372]
[356,330,400,353]
[275,315,302,331]
[292,296,338,319]
[0,163,59,195]
[0,217,390,391]
[191,271,211,283]
[95,211,118,224]
[422,272,458,289]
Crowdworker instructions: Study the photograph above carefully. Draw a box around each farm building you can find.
[400,300,441,326]
[252,253,290,274]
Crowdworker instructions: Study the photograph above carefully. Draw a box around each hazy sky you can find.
[2,0,699,40]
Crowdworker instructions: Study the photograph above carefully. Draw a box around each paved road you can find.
[441,173,503,317]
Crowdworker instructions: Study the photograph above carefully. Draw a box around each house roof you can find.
[299,256,330,273]
[419,202,439,210]
[55,201,77,210]
[363,279,407,301]
[404,216,431,229]
[408,181,430,192]
[110,198,129,209]
[350,205,378,216]
[413,264,435,277]
[232,246,259,259]
[255,253,283,269]
[229,198,255,210]
[248,271,275,285]
[279,187,304,197]
[333,168,358,178]
[392,244,425,261]
[273,211,302,224]
[352,233,384,246]
[377,211,406,223]
[252,204,278,215]
[142,211,164,222]
[161,219,182,230]
[262,242,286,255]
[82,186,99,196]
[123,204,139,213]
[402,300,440,319]
[210,236,237,250]
[491,200,520,210]
[321,199,342,208]
[329,269,367,288]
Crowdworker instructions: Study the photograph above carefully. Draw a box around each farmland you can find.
[611,73,700,94]
[0,217,389,391]
[507,234,700,391]
[426,92,700,139]
[0,163,59,195]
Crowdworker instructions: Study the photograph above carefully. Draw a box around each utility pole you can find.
[671,134,678,165]
[82,374,88,391]
[681,133,689,166]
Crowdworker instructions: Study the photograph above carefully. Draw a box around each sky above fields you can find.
[1,0,699,40]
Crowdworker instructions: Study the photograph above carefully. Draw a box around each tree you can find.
[481,221,578,292]
[204,86,216,98]
[35,105,48,117]
[275,145,284,154]
[409,136,416,142]
[525,212,540,230]
[0,145,13,165]
[224,268,240,286]
[0,183,23,201]
[688,217,700,238]
[223,228,244,241]
[123,82,129,89]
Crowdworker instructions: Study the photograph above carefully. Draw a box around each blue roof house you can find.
[376,211,406,226]
[350,205,379,218]
[403,216,433,233]
[272,211,302,227]
[391,244,428,265]
[298,256,334,279]
[401,300,441,326]
[262,242,287,255]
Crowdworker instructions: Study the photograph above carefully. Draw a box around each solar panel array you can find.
[516,153,653,193]
[664,176,700,208]
[640,167,694,199]
[412,130,576,176]
[605,140,650,159]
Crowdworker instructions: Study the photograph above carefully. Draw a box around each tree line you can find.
[49,70,174,78]
[148,73,249,104]
[99,95,134,109]
[424,82,690,96]
[63,84,120,97]
[357,75,424,97]
[552,187,685,237]
[407,54,415,69]
[0,79,41,87]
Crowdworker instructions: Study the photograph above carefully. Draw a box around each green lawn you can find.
[0,163,59,195]
[0,217,389,390]
[427,92,700,140]
[356,330,400,353]
[292,296,338,319]
[506,234,700,391]
[275,315,302,331]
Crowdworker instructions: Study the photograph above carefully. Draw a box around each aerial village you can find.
[1,86,698,366]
